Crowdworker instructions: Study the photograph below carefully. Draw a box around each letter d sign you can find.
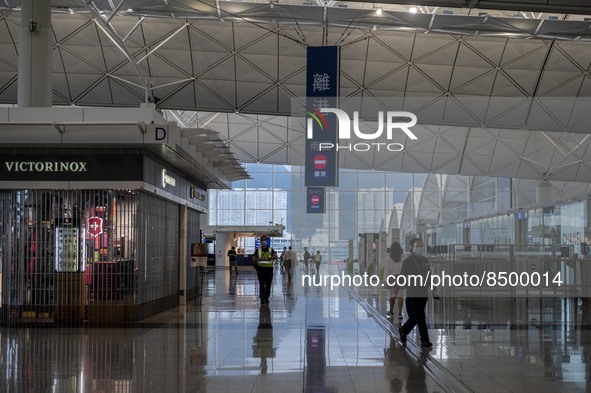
[155,127,167,141]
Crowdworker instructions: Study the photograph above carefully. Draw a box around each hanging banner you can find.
[305,46,340,187]
[307,187,326,214]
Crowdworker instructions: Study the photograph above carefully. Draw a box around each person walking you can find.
[283,246,296,282]
[395,238,433,347]
[313,250,322,275]
[227,246,238,275]
[303,247,312,272]
[384,241,404,319]
[280,246,287,274]
[252,236,277,304]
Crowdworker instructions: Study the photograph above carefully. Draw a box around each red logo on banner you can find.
[311,195,320,205]
[313,154,327,170]
[87,217,103,238]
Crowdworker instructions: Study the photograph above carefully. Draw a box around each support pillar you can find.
[179,205,187,305]
[18,0,52,107]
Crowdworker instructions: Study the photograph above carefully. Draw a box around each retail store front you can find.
[0,149,207,324]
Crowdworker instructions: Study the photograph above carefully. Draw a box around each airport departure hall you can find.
[4,0,591,392]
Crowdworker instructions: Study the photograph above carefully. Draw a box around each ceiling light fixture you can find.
[376,8,382,16]
[409,7,417,13]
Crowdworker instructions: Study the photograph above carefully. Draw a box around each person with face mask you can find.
[394,238,433,347]
[252,236,278,304]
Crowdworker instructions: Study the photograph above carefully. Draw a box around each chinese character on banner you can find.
[310,142,320,152]
[313,98,330,109]
[312,73,331,92]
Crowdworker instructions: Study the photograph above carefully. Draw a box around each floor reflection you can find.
[15,265,590,392]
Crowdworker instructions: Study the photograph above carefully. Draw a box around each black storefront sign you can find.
[0,154,143,181]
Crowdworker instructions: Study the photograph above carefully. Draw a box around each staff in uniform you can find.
[252,236,278,304]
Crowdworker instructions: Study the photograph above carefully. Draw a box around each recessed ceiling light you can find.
[376,8,382,16]
[409,7,417,13]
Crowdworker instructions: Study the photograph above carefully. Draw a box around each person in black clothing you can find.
[394,238,433,347]
[303,247,312,273]
[252,236,278,304]
[227,246,238,274]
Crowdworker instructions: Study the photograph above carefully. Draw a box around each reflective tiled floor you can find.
[2,265,591,392]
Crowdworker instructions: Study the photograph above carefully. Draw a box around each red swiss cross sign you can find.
[88,216,103,238]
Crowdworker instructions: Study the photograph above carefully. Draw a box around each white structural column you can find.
[17,0,52,107]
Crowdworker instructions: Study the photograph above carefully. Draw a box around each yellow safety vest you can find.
[257,247,274,267]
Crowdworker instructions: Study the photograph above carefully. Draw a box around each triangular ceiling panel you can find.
[466,154,493,174]
[340,59,366,89]
[146,53,191,79]
[236,81,274,109]
[228,123,256,142]
[413,64,453,91]
[240,33,278,56]
[259,142,286,161]
[261,145,289,164]
[490,140,519,158]
[110,78,145,105]
[55,19,99,46]
[366,38,407,64]
[364,65,408,91]
[527,100,566,131]
[235,56,273,83]
[372,34,414,61]
[140,22,184,49]
[490,159,520,178]
[52,72,71,103]
[278,55,305,81]
[556,42,591,71]
[454,43,495,69]
[189,26,233,52]
[431,152,461,173]
[156,81,195,109]
[68,73,106,101]
[230,141,259,162]
[0,72,17,101]
[459,156,487,176]
[500,41,548,66]
[490,71,527,96]
[413,96,447,124]
[240,87,282,114]
[152,49,193,75]
[573,76,591,97]
[197,55,236,81]
[59,46,105,75]
[516,160,545,179]
[411,36,457,63]
[538,72,583,96]
[277,34,305,57]
[76,77,113,105]
[192,81,234,112]
[502,69,538,95]
[340,151,372,170]
[340,37,369,62]
[485,97,530,127]
[234,26,274,52]
[533,97,576,128]
[442,96,482,125]
[239,54,277,82]
[544,47,584,73]
[406,67,445,93]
